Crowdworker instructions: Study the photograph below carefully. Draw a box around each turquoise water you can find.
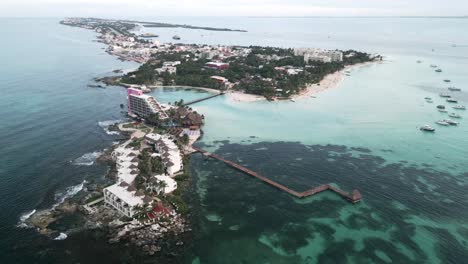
[1,17,468,263]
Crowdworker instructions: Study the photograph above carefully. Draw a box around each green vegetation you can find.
[121,46,375,99]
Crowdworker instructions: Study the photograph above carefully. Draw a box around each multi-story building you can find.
[127,88,168,119]
[295,48,343,63]
[103,142,153,217]
[151,134,183,176]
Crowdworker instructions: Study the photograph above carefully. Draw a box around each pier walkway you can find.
[183,92,225,106]
[192,147,362,203]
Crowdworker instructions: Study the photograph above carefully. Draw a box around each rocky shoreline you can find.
[24,124,194,258]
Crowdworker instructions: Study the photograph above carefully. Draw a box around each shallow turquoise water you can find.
[1,17,467,263]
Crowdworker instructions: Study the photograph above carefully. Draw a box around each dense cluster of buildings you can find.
[145,133,183,175]
[294,48,343,63]
[103,143,153,217]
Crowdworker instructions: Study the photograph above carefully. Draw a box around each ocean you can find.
[1,17,467,263]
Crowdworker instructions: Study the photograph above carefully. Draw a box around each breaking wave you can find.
[16,209,36,228]
[72,151,102,166]
[98,119,122,135]
[53,180,86,209]
[53,232,68,240]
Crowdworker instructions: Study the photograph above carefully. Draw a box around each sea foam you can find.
[98,119,122,135]
[72,151,103,166]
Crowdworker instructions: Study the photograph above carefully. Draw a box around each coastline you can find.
[292,60,381,100]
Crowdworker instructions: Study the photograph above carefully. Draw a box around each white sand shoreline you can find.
[149,60,380,103]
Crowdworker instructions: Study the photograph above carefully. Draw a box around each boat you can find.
[438,109,448,113]
[444,79,451,83]
[420,125,435,132]
[447,98,458,103]
[448,87,461,91]
[448,113,461,118]
[424,97,432,100]
[443,119,459,125]
[417,60,422,63]
[436,105,445,109]
[435,69,442,73]
[436,120,450,126]
[439,93,451,98]
[430,64,438,68]
[139,33,159,38]
[290,99,296,102]
[172,35,181,40]
[453,105,466,110]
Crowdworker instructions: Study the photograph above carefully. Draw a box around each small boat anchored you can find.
[453,105,466,110]
[444,79,451,83]
[172,35,181,40]
[448,87,461,92]
[436,120,450,126]
[448,113,461,118]
[444,119,459,125]
[439,93,451,98]
[430,64,438,68]
[420,125,435,132]
[435,68,442,73]
[446,98,458,103]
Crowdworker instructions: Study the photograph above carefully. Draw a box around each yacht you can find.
[436,120,450,126]
[435,68,442,73]
[447,98,458,103]
[448,113,461,118]
[453,105,466,110]
[443,119,459,125]
[438,109,448,113]
[420,125,435,132]
[439,93,451,98]
[448,87,461,91]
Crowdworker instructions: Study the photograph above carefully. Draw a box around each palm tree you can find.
[158,180,168,195]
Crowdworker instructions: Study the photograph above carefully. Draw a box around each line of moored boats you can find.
[419,62,465,132]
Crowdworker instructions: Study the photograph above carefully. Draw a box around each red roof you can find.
[153,202,171,215]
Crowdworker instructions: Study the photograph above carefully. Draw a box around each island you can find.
[61,17,382,100]
[22,17,377,259]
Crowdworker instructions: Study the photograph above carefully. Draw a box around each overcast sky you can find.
[1,0,467,17]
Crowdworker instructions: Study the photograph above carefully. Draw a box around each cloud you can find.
[1,0,467,17]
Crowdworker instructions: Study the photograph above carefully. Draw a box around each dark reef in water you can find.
[187,141,468,264]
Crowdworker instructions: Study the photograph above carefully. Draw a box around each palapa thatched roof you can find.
[143,196,153,204]
[130,170,139,175]
[131,157,139,162]
[127,185,136,192]
[119,181,129,187]
[135,189,145,197]
[128,152,137,157]
[129,164,138,169]
[149,177,158,183]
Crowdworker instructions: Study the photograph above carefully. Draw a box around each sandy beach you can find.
[291,61,379,100]
[226,60,379,103]
[150,61,379,103]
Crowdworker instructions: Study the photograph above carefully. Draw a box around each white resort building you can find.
[127,88,169,119]
[145,133,183,176]
[294,48,343,63]
[103,143,153,217]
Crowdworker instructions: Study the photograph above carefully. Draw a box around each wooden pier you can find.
[183,92,225,106]
[192,147,362,203]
